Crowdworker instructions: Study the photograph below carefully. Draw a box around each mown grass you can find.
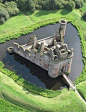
[0,97,29,112]
[0,7,86,112]
[0,9,81,43]
[0,72,86,112]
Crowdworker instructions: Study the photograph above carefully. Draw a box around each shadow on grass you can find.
[35,10,59,17]
[17,11,33,16]
[18,9,71,17]
[60,9,71,15]
[77,89,86,101]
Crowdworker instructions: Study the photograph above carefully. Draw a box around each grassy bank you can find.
[0,8,86,111]
[76,80,86,101]
[0,97,29,112]
[0,61,61,98]
[0,72,86,112]
[0,9,81,43]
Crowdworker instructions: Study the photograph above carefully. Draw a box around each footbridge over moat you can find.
[62,73,76,91]
[62,73,86,104]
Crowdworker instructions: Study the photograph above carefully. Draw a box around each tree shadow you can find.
[22,11,33,16]
[60,9,71,15]
[35,10,59,17]
[77,89,86,101]
[17,11,33,16]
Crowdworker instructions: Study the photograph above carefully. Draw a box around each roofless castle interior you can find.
[7,20,74,78]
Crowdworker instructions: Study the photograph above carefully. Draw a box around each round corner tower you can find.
[59,20,67,42]
[55,19,67,43]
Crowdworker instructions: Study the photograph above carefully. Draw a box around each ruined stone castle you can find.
[8,20,74,78]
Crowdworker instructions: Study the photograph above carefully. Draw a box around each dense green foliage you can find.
[66,1,75,11]
[34,0,85,10]
[0,0,85,24]
[0,8,9,24]
[0,2,19,24]
[17,0,35,12]
[74,0,84,8]
[5,1,19,16]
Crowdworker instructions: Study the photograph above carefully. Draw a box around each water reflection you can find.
[13,53,66,90]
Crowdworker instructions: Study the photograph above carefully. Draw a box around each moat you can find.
[0,23,84,90]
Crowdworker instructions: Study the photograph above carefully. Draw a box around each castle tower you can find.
[55,20,67,43]
[28,35,37,48]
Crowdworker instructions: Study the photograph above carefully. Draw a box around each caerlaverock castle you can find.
[8,20,74,78]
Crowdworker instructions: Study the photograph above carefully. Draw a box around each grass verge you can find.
[0,8,86,111]
[0,72,86,112]
[0,9,86,97]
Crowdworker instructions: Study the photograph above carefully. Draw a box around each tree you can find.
[50,0,57,10]
[26,0,35,12]
[17,0,35,12]
[56,1,64,9]
[5,1,19,16]
[0,8,9,24]
[17,0,27,10]
[74,0,84,8]
[66,1,75,11]
[43,0,51,10]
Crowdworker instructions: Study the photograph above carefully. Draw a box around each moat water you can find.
[0,23,84,90]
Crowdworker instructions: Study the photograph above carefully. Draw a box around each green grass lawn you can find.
[76,81,86,101]
[0,97,29,112]
[1,8,86,41]
[0,9,81,38]
[0,7,86,112]
[0,72,86,112]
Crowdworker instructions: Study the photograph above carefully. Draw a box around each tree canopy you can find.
[0,0,85,24]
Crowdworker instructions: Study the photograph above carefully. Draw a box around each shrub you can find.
[17,0,35,12]
[35,5,42,10]
[66,1,75,11]
[0,8,9,24]
[26,0,35,12]
[17,0,27,10]
[74,0,84,8]
[56,1,64,9]
[5,1,19,16]
[50,0,57,10]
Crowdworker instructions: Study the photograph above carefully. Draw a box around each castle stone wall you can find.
[48,58,72,78]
